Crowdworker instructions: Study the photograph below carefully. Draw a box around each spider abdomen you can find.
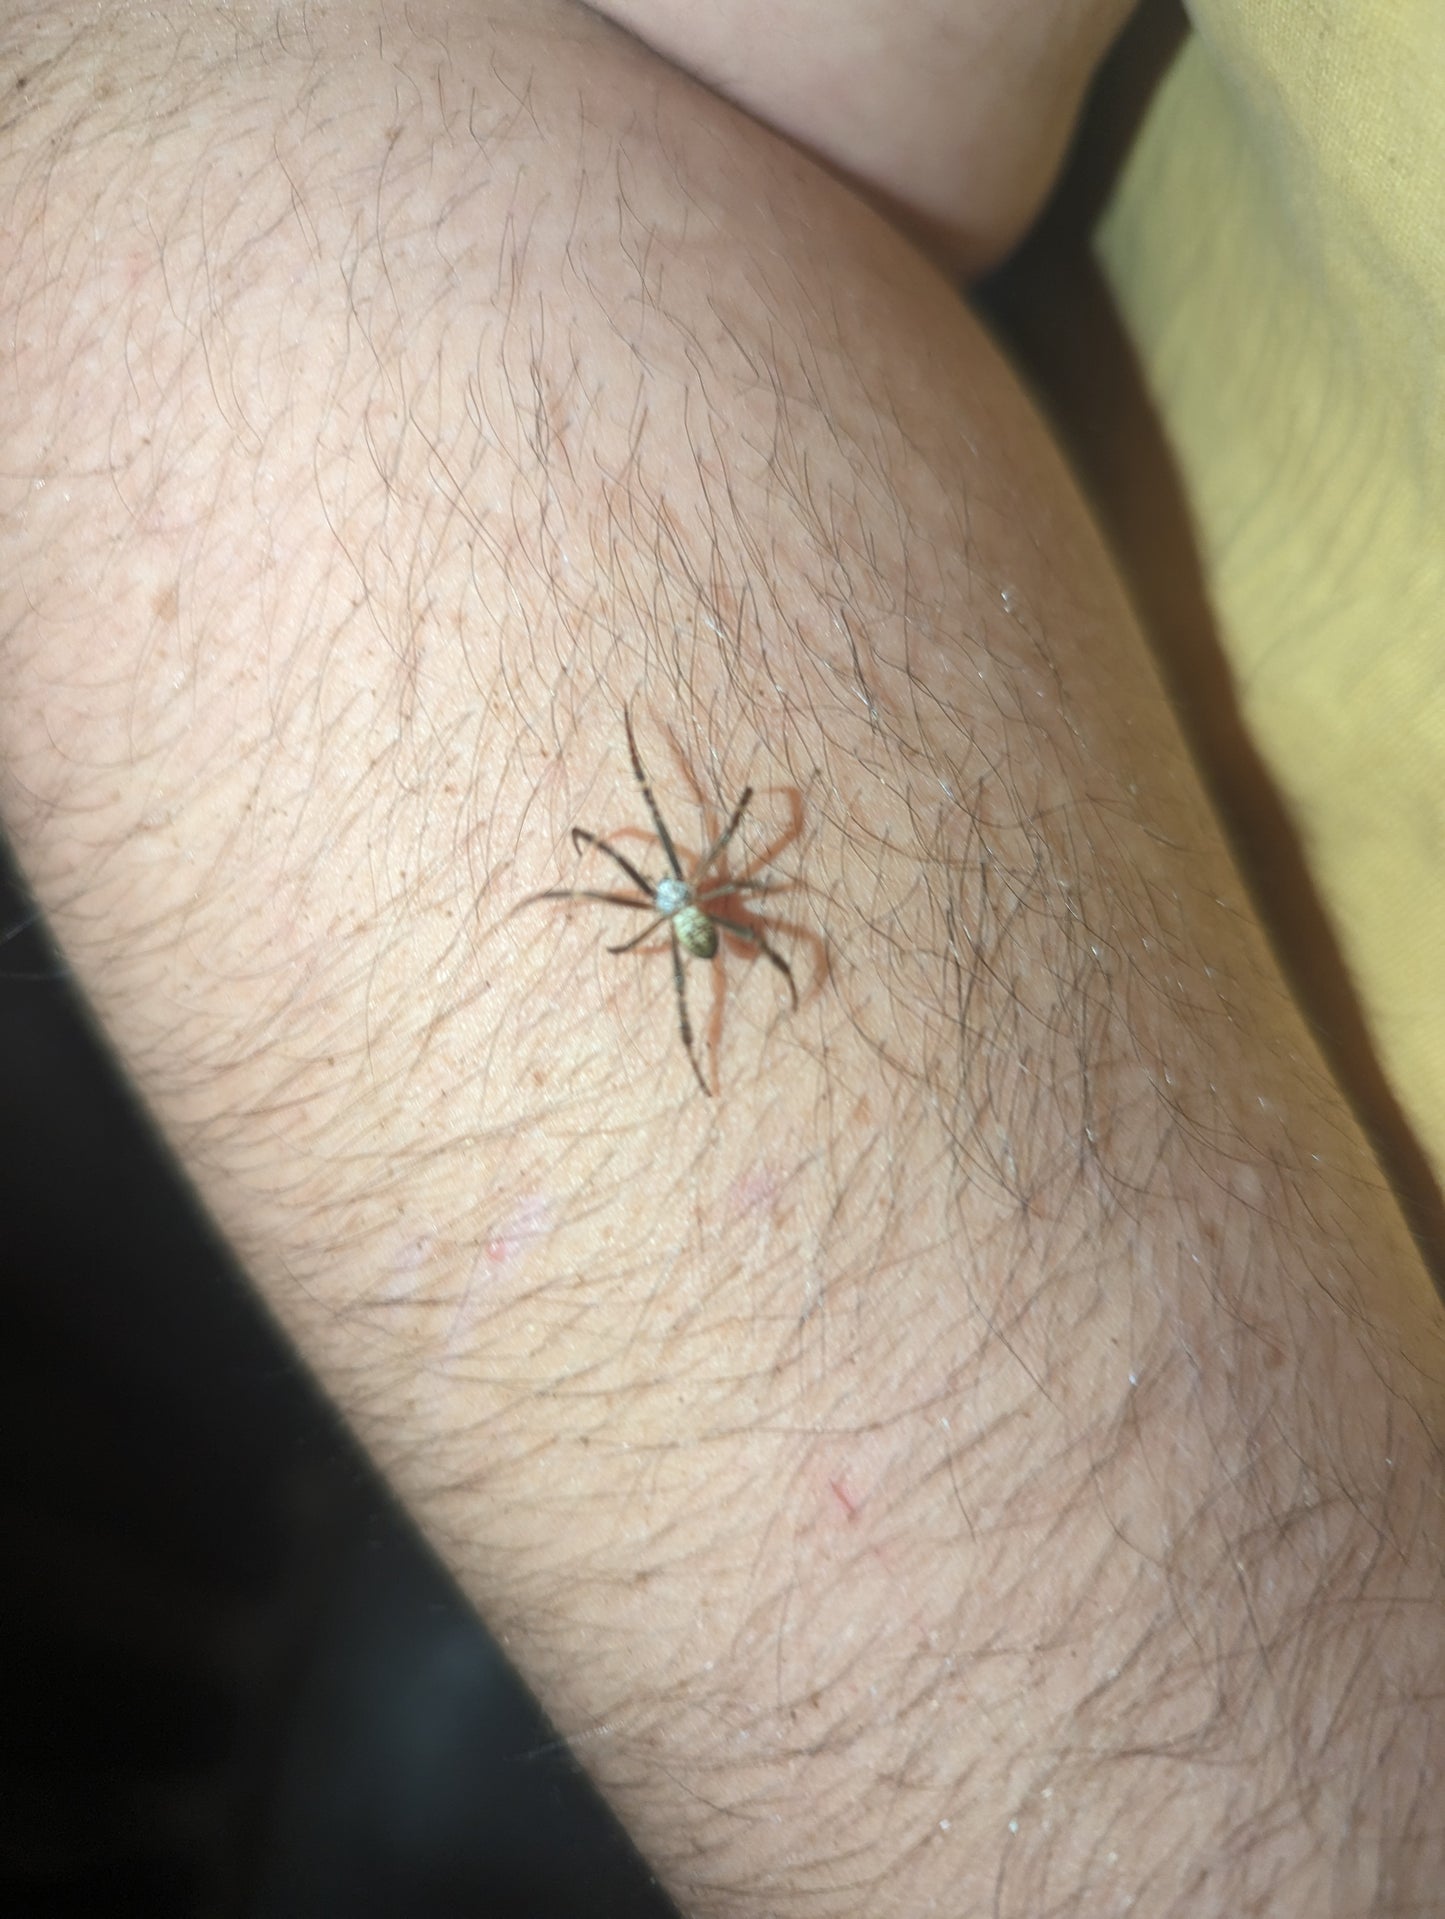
[656,877,717,959]
[674,901,718,960]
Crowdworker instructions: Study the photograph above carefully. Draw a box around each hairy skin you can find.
[1,3,1442,1913]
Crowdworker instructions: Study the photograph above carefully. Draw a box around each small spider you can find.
[522,709,797,1095]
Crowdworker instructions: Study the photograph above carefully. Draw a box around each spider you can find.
[522,709,797,1095]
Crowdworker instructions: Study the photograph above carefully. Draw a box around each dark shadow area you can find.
[0,842,680,1919]
[981,0,1445,1283]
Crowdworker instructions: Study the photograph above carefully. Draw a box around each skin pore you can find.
[1,3,1442,1914]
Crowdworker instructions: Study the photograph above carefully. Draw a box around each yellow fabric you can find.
[1096,1,1445,1171]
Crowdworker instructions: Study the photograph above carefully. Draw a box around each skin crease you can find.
[1,3,1442,1915]
[592,0,1140,271]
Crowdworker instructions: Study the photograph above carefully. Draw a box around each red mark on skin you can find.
[727,1160,779,1221]
[446,1194,552,1355]
[480,1192,551,1274]
[823,1468,937,1650]
[830,1477,861,1521]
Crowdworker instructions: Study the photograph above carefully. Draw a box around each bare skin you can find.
[592,0,1139,270]
[1,4,1441,1915]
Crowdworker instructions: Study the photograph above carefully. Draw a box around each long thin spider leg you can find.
[571,826,656,899]
[606,913,668,955]
[691,787,753,886]
[625,706,685,881]
[708,914,800,1009]
[669,929,710,1096]
[693,871,777,903]
[517,887,656,913]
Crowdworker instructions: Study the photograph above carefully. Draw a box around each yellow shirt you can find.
[1097,2,1445,1176]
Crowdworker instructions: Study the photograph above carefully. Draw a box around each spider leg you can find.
[606,913,669,956]
[518,887,655,913]
[571,827,656,898]
[691,787,753,885]
[624,706,685,881]
[694,871,776,901]
[708,914,800,1010]
[669,929,711,1096]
